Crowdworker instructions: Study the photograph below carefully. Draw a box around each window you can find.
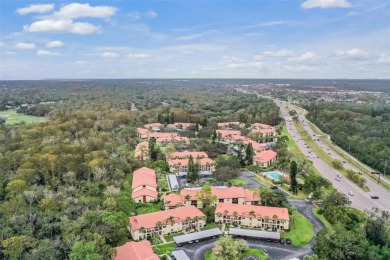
[232,198,238,204]
[143,185,146,188]
[219,199,224,202]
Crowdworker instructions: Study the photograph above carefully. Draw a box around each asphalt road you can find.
[239,171,290,196]
[277,101,390,212]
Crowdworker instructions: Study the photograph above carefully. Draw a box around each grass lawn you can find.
[204,248,268,260]
[203,223,221,230]
[0,110,45,124]
[230,178,248,186]
[136,201,163,215]
[283,211,314,246]
[152,242,176,255]
[312,208,333,232]
[164,232,184,242]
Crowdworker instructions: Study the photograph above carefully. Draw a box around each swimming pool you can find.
[266,171,282,181]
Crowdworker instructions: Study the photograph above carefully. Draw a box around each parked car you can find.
[224,231,229,236]
[267,238,272,242]
[273,239,279,243]
[286,238,292,244]
[280,238,285,244]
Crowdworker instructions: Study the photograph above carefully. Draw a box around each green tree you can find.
[1,235,37,259]
[211,236,248,260]
[212,130,217,144]
[290,161,298,194]
[313,224,367,260]
[69,241,102,260]
[259,188,288,207]
[245,143,254,165]
[364,208,390,247]
[331,159,344,170]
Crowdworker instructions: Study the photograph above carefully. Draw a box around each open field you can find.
[0,110,45,124]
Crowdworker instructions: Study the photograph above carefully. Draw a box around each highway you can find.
[276,101,390,212]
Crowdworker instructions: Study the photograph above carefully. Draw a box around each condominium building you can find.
[214,203,289,231]
[131,167,158,203]
[129,206,206,241]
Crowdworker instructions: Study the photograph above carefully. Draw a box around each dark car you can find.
[280,238,285,244]
[267,238,272,242]
[286,238,292,244]
[270,185,278,189]
[371,196,379,199]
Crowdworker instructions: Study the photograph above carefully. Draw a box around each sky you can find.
[0,0,389,79]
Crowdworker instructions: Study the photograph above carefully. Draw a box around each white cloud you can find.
[52,3,117,19]
[16,4,54,15]
[24,19,100,35]
[254,55,264,61]
[263,49,294,57]
[127,53,151,59]
[146,10,158,18]
[301,0,352,9]
[101,52,119,58]
[288,51,318,62]
[37,49,60,56]
[227,61,264,69]
[378,54,390,64]
[176,33,203,41]
[333,48,368,59]
[74,60,85,65]
[282,65,316,72]
[46,40,64,48]
[15,42,36,49]
[128,10,158,20]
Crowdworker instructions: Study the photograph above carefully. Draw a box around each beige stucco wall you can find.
[133,185,156,193]
[131,219,206,241]
[215,215,289,231]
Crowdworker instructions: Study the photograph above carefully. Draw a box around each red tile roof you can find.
[216,130,241,137]
[163,193,183,207]
[144,123,163,129]
[215,203,289,220]
[114,241,159,260]
[169,151,209,160]
[251,128,275,134]
[253,150,277,163]
[244,189,260,202]
[168,158,214,167]
[167,122,198,129]
[132,188,158,200]
[149,132,178,139]
[156,136,189,143]
[132,167,157,189]
[252,123,274,129]
[129,206,205,232]
[243,140,266,152]
[217,122,242,127]
[180,186,260,201]
[137,128,150,135]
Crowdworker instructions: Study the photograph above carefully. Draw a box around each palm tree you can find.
[139,226,146,240]
[264,215,270,229]
[248,210,257,226]
[216,212,223,224]
[185,217,192,229]
[193,216,200,228]
[184,194,191,202]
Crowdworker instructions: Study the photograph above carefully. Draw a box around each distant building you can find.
[253,150,278,168]
[217,122,244,129]
[168,158,215,176]
[179,186,260,209]
[137,128,149,139]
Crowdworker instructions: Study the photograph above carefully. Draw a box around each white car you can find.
[348,191,354,196]
[224,231,229,236]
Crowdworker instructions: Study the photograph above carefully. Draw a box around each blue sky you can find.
[0,0,389,79]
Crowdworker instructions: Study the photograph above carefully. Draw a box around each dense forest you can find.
[304,102,390,174]
[0,80,281,259]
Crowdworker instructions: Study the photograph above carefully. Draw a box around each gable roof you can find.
[168,158,214,167]
[132,188,158,200]
[216,130,241,137]
[137,128,150,135]
[180,186,260,201]
[252,123,274,129]
[114,241,159,260]
[132,167,157,189]
[169,151,209,160]
[144,123,163,129]
[162,193,183,207]
[129,206,205,232]
[253,150,278,163]
[215,203,289,220]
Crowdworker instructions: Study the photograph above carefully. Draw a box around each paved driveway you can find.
[178,199,323,260]
[239,171,290,196]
